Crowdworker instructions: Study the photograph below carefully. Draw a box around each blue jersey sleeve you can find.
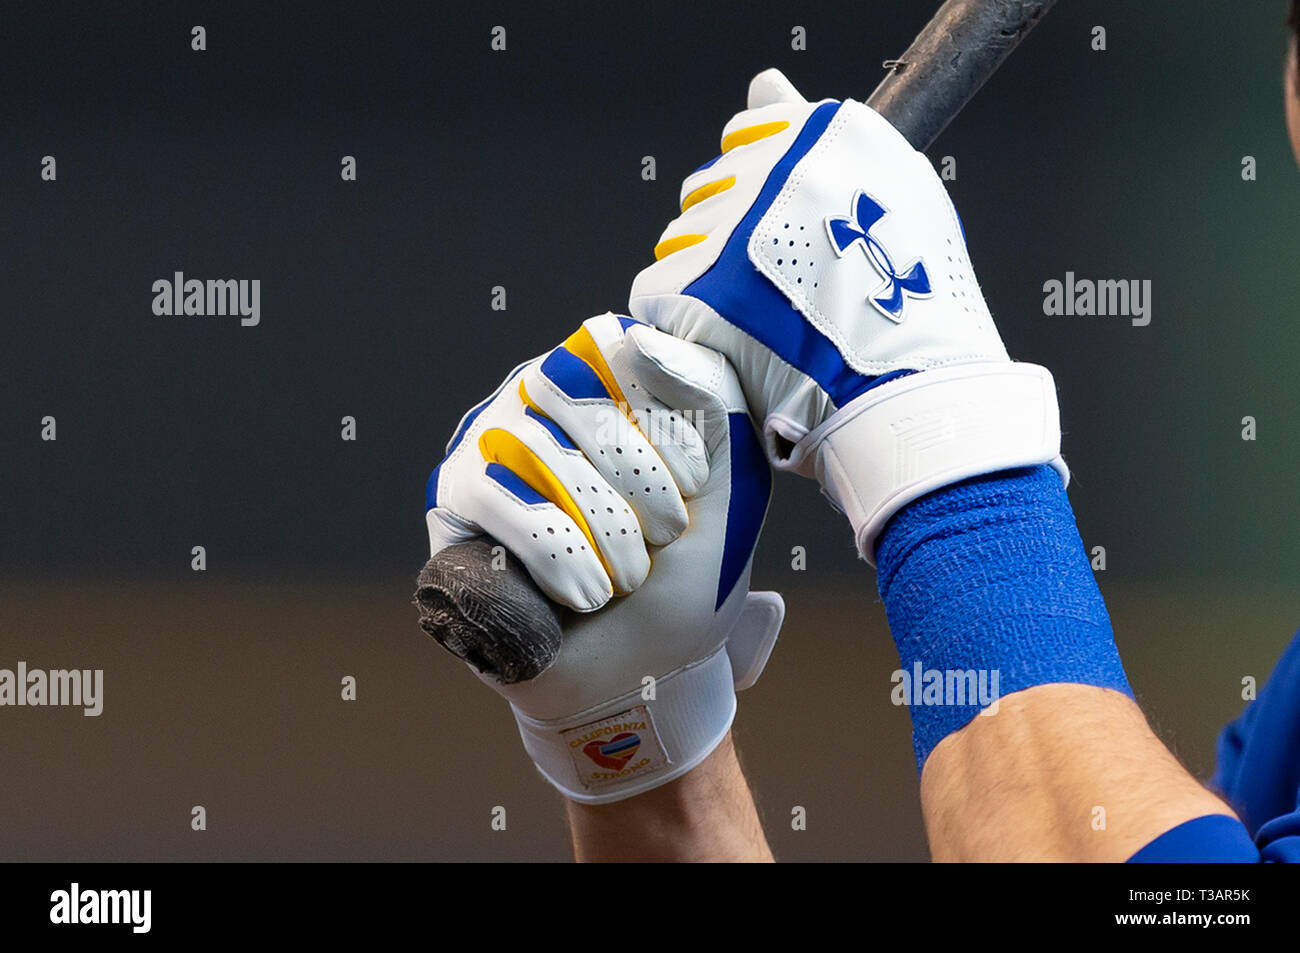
[1128,814,1260,862]
[1213,629,1300,833]
[1208,628,1300,862]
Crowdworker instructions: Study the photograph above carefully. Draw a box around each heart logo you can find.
[582,732,641,770]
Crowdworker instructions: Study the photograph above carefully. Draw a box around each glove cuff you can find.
[783,362,1068,565]
[511,645,737,805]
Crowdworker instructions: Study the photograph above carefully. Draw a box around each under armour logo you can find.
[825,191,932,322]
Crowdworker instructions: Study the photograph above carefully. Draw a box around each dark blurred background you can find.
[2,1,1297,861]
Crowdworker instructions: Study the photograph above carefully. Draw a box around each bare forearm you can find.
[920,684,1237,861]
[565,732,772,862]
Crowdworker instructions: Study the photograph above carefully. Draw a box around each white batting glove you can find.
[629,68,1066,562]
[425,313,783,803]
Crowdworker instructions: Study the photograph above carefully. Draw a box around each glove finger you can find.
[521,326,691,546]
[672,74,814,219]
[718,101,805,159]
[586,318,711,499]
[453,481,614,612]
[426,504,481,556]
[653,103,808,265]
[626,391,708,501]
[666,70,806,218]
[603,327,709,499]
[478,422,651,597]
[747,67,808,108]
[623,325,748,453]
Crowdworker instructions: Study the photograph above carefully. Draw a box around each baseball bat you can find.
[415,0,1058,684]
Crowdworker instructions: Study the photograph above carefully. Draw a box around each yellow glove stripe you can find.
[680,175,736,213]
[653,233,707,260]
[559,327,650,442]
[518,378,544,415]
[720,120,790,153]
[562,325,629,407]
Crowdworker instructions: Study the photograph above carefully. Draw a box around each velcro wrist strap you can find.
[511,646,736,805]
[793,362,1067,564]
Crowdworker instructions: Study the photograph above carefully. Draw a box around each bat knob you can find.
[414,538,564,684]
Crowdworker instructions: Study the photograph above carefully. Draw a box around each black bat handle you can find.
[415,538,563,685]
[867,0,1058,150]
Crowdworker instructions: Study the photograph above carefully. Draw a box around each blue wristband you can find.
[875,465,1132,770]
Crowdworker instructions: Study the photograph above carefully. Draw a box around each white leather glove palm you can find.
[630,69,1066,561]
[425,313,783,803]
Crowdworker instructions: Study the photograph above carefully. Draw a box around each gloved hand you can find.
[425,312,784,803]
[629,68,1066,562]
